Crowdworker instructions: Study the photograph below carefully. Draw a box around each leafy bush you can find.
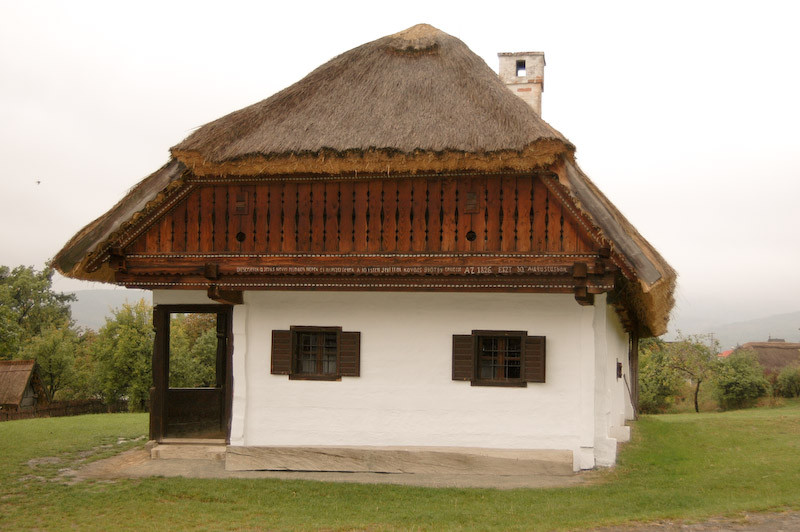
[713,350,770,410]
[775,365,800,398]
[638,338,684,413]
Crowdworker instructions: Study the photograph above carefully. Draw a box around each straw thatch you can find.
[54,23,675,336]
[738,342,800,374]
[171,24,572,176]
[0,360,48,409]
[54,159,187,282]
[561,159,676,336]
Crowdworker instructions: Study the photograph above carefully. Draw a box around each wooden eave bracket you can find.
[573,260,594,306]
[208,285,243,305]
[108,248,127,273]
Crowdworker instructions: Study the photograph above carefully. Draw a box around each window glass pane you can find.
[168,313,218,388]
[322,353,337,374]
[477,334,522,381]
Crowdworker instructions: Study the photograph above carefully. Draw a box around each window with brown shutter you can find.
[270,326,360,380]
[452,330,546,387]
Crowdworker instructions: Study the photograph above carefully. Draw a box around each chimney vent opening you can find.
[516,60,526,77]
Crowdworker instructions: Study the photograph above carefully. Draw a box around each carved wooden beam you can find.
[204,263,220,280]
[207,285,243,305]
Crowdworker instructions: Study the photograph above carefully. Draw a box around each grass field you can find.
[2,402,800,531]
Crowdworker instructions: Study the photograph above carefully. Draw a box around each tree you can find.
[665,334,719,413]
[0,265,75,359]
[775,365,800,398]
[713,349,770,409]
[638,337,684,413]
[167,313,217,388]
[18,325,79,399]
[92,300,153,411]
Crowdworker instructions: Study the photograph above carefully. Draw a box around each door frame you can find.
[150,304,234,442]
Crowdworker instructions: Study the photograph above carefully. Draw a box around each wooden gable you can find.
[125,174,598,256]
[109,172,619,302]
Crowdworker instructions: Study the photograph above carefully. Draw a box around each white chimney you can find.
[498,52,545,116]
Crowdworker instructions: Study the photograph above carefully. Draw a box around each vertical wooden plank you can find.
[411,179,427,252]
[144,224,159,253]
[213,185,228,252]
[426,178,442,251]
[486,177,501,251]
[268,182,283,253]
[185,189,200,253]
[296,182,311,252]
[561,215,578,253]
[310,182,325,252]
[324,181,340,252]
[471,178,487,252]
[239,185,256,253]
[171,200,187,253]
[339,181,355,253]
[228,185,243,253]
[397,179,412,252]
[501,175,517,252]
[441,178,457,251]
[199,186,214,252]
[282,182,298,252]
[576,232,594,253]
[254,184,268,252]
[532,178,548,251]
[516,176,532,252]
[457,179,472,252]
[367,180,382,252]
[547,193,564,252]
[159,210,172,253]
[127,235,146,253]
[381,180,397,252]
[353,181,368,251]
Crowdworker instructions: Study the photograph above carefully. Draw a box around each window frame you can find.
[271,325,360,381]
[471,330,528,387]
[289,325,342,381]
[452,329,546,387]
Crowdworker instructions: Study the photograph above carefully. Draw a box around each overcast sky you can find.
[1,0,798,335]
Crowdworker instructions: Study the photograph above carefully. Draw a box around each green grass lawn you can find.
[2,403,800,531]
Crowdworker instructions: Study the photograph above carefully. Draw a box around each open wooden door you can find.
[150,304,233,441]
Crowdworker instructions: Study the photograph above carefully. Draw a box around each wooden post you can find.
[150,306,169,441]
[629,327,640,419]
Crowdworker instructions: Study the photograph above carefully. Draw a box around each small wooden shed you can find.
[0,360,50,413]
[54,24,674,470]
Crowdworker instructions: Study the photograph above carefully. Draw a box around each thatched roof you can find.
[739,342,800,374]
[562,160,676,336]
[0,360,41,407]
[55,159,187,283]
[53,23,675,336]
[172,23,573,176]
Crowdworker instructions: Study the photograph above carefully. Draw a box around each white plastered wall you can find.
[153,290,632,470]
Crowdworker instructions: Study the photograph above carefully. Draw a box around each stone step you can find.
[151,443,227,461]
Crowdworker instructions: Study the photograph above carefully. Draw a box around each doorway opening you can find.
[151,304,233,442]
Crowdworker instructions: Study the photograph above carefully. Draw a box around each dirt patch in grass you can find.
[592,510,800,531]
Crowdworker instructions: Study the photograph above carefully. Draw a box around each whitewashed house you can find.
[55,24,674,471]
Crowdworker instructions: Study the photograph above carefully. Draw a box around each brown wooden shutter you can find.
[524,335,546,383]
[452,334,475,381]
[339,331,360,377]
[271,330,292,375]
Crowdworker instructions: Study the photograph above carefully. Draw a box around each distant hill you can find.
[69,289,152,331]
[704,311,800,349]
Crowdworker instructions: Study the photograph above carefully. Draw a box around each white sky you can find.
[1,0,798,334]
